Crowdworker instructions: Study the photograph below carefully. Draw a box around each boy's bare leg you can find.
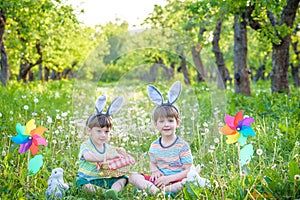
[111,178,127,192]
[164,178,186,193]
[129,172,160,195]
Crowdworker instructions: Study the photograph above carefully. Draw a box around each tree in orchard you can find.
[245,0,300,94]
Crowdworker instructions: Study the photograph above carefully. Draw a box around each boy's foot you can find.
[104,189,118,200]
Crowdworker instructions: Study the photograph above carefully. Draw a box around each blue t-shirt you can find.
[148,136,193,176]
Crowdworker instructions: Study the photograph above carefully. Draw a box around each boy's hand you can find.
[106,153,123,160]
[150,171,162,182]
[116,147,127,156]
[154,176,171,188]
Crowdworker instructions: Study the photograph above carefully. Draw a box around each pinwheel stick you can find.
[26,151,30,187]
[237,143,242,177]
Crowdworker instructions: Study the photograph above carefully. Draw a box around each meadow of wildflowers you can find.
[0,80,299,199]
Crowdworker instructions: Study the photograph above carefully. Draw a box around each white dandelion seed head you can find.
[295,141,299,146]
[47,116,52,123]
[294,174,300,181]
[0,113,2,118]
[24,105,29,110]
[2,150,6,156]
[34,98,39,103]
[10,111,13,115]
[256,149,263,155]
[214,138,220,144]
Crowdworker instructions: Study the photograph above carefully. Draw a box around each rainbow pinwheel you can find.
[11,119,48,155]
[220,110,255,145]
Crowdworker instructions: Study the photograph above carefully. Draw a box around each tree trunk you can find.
[291,63,300,87]
[268,0,299,93]
[0,42,9,86]
[191,44,205,82]
[18,63,31,83]
[291,26,300,87]
[271,40,290,93]
[212,18,231,89]
[157,57,172,80]
[179,52,191,85]
[149,63,158,82]
[44,67,50,81]
[28,69,34,81]
[0,11,9,87]
[233,14,251,96]
[170,62,175,79]
[253,65,266,82]
[36,42,43,81]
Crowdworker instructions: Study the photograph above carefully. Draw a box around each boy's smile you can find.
[155,117,180,137]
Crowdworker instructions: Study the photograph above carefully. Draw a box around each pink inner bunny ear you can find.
[224,114,235,130]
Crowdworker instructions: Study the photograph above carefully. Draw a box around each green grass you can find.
[0,79,299,199]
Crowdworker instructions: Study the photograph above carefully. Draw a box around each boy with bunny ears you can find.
[76,95,128,200]
[129,81,193,197]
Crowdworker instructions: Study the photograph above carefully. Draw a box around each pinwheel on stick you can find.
[220,110,256,176]
[11,119,48,177]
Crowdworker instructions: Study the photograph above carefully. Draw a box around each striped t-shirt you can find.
[148,136,193,176]
[77,138,118,181]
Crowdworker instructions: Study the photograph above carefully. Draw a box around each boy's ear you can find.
[86,127,92,134]
[176,119,181,127]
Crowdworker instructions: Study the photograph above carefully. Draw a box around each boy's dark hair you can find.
[86,114,113,129]
[152,105,179,122]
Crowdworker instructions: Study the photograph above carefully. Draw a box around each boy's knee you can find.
[128,172,140,184]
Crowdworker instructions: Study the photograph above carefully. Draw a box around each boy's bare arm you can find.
[83,152,122,162]
[150,161,163,181]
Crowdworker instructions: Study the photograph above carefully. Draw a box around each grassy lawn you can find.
[0,79,299,199]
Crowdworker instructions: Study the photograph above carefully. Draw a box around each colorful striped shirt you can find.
[77,138,118,181]
[148,136,193,176]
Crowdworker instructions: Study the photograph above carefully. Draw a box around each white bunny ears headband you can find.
[148,81,182,114]
[87,94,123,124]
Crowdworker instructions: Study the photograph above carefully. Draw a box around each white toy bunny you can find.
[187,164,210,188]
[45,168,69,199]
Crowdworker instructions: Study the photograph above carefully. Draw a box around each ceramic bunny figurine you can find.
[187,164,210,188]
[45,168,69,199]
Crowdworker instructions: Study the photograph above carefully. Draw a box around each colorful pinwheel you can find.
[11,119,48,155]
[220,110,255,145]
